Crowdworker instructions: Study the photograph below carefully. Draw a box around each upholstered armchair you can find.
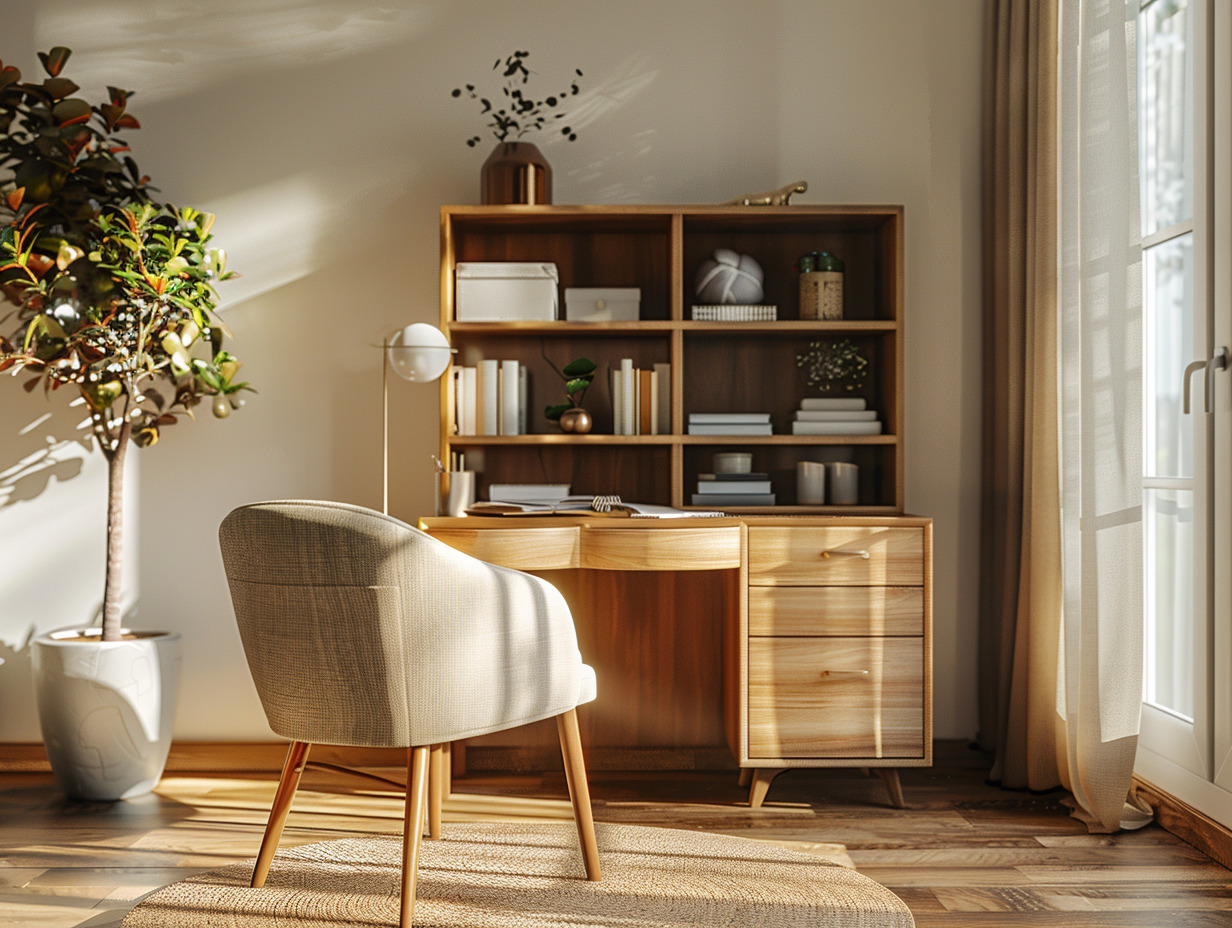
[218,500,601,927]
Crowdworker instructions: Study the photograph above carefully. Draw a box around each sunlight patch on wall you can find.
[35,0,440,102]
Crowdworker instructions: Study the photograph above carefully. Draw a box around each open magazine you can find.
[466,495,727,519]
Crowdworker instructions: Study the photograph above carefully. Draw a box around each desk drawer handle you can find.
[820,549,871,560]
[819,669,870,680]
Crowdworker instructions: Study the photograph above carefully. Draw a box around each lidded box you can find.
[455,262,559,322]
[564,287,641,322]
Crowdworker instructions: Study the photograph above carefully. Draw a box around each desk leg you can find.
[875,768,906,809]
[737,767,752,788]
[747,768,784,809]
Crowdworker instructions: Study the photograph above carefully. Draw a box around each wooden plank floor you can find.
[1,741,1228,927]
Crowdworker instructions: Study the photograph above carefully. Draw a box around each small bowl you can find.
[713,452,753,474]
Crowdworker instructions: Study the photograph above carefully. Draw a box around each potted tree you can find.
[0,48,249,799]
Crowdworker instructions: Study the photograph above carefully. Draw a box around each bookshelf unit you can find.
[439,204,904,514]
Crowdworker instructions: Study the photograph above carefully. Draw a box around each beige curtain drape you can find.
[980,0,1153,833]
[979,0,1064,792]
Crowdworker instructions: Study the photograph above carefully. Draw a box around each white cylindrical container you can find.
[828,462,859,505]
[797,461,826,505]
[713,452,753,474]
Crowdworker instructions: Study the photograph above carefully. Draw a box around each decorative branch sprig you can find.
[796,339,868,393]
[452,51,582,146]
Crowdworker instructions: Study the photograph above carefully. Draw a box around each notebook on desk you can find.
[467,495,727,519]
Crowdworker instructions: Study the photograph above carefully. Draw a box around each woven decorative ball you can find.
[694,248,764,304]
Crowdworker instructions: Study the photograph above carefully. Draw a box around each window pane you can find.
[1144,487,1194,719]
[1139,0,1193,234]
[1144,233,1194,478]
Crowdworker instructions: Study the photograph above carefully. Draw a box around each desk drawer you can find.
[748,637,925,759]
[748,526,924,587]
[580,524,742,571]
[749,586,924,637]
[428,526,580,570]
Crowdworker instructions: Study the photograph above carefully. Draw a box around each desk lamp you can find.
[383,322,453,514]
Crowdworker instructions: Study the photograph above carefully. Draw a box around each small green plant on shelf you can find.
[544,356,595,433]
[796,338,868,393]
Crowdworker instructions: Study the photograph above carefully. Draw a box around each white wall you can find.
[0,0,983,742]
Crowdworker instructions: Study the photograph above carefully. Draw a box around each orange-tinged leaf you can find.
[5,187,24,211]
[114,114,140,130]
[38,47,71,78]
[42,76,79,101]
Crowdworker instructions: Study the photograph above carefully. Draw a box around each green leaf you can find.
[43,77,80,102]
[562,357,596,377]
[544,403,571,421]
[565,377,591,395]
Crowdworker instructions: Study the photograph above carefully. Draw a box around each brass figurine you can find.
[724,180,808,207]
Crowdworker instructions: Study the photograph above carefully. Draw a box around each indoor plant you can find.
[0,47,248,799]
[544,356,596,433]
[452,50,583,205]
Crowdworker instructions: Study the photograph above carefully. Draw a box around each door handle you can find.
[1183,347,1229,414]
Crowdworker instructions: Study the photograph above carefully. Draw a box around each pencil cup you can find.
[797,461,826,505]
[441,471,475,516]
[827,462,859,505]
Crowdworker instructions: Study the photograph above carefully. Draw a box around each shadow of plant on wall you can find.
[0,421,91,508]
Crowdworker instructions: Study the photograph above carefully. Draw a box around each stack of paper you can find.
[691,471,776,507]
[687,413,773,436]
[790,398,881,435]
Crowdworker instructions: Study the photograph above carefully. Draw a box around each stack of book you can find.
[452,360,527,436]
[611,359,671,435]
[691,472,775,507]
[687,412,773,436]
[791,398,882,435]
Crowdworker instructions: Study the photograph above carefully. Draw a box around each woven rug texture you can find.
[122,821,913,927]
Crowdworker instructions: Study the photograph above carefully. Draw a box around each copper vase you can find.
[481,141,552,205]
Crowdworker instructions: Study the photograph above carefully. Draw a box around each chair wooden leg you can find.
[556,708,602,882]
[400,745,431,928]
[427,743,444,839]
[252,740,311,888]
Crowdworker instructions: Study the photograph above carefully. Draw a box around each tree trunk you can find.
[101,420,132,642]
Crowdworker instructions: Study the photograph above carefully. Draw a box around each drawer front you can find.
[748,586,925,637]
[748,637,924,759]
[581,524,742,571]
[748,526,924,587]
[427,526,580,570]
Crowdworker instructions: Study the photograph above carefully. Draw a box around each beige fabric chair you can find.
[219,500,601,927]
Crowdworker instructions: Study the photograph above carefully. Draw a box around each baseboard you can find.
[1134,775,1232,870]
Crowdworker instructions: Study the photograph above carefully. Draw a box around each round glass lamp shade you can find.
[388,323,452,382]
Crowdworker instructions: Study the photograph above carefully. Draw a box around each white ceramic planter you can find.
[32,628,181,801]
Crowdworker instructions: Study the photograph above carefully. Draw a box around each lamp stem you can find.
[382,336,390,515]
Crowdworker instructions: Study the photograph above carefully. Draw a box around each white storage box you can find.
[565,287,641,322]
[455,263,559,322]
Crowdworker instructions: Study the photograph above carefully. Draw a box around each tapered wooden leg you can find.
[427,743,444,839]
[747,767,785,809]
[252,740,311,888]
[441,742,453,798]
[875,768,906,809]
[401,746,431,928]
[556,708,602,881]
[737,767,753,788]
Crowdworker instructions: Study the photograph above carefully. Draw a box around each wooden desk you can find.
[420,514,932,808]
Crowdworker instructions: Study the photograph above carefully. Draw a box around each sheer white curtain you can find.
[1057,0,1153,832]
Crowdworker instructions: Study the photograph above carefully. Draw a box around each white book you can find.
[696,479,773,494]
[518,366,528,434]
[461,367,477,435]
[654,362,671,433]
[800,397,867,411]
[687,423,774,435]
[621,358,635,436]
[793,410,879,421]
[611,368,623,435]
[688,412,772,424]
[452,368,465,435]
[791,420,882,435]
[499,360,519,435]
[477,359,499,436]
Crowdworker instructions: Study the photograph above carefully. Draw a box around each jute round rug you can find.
[122,822,912,927]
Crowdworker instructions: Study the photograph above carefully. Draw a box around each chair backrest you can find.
[219,500,584,748]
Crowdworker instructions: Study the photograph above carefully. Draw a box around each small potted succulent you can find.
[0,47,249,799]
[544,356,596,433]
[452,50,583,204]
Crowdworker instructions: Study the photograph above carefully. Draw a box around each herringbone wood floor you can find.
[1,742,1228,927]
